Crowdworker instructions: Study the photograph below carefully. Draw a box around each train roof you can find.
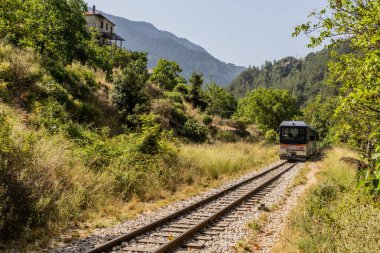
[280,121,315,129]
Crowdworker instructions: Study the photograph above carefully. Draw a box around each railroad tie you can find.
[196,236,213,241]
[162,228,187,233]
[184,242,205,249]
[203,231,220,235]
[170,224,193,229]
[122,246,155,252]
[151,232,173,237]
[137,239,167,244]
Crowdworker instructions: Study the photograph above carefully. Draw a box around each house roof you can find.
[101,32,125,41]
[83,12,116,26]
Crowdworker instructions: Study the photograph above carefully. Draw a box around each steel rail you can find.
[153,162,297,253]
[87,161,287,253]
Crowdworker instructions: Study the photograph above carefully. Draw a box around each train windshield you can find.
[280,127,306,143]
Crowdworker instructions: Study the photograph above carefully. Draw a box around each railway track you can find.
[87,161,297,253]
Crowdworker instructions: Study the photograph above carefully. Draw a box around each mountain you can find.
[101,12,246,86]
[228,43,351,106]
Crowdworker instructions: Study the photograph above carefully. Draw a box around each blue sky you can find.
[86,0,327,67]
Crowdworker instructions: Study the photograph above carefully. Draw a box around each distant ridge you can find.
[98,10,246,86]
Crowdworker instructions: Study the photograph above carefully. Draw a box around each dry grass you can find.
[273,147,380,253]
[178,141,278,184]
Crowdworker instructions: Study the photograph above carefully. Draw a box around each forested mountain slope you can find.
[102,12,246,86]
[229,44,350,106]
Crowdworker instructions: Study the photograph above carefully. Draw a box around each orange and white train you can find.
[279,121,318,161]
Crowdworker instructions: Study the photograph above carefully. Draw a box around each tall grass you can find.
[0,104,118,243]
[274,147,380,253]
[179,142,277,182]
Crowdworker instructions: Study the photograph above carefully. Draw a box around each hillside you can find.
[229,44,351,106]
[102,12,246,86]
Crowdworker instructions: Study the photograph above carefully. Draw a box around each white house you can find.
[84,5,125,47]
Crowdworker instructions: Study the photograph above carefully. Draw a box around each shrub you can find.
[174,83,189,95]
[172,108,188,126]
[32,98,70,134]
[150,99,174,129]
[264,129,279,144]
[164,91,183,104]
[181,118,208,143]
[203,115,213,125]
[112,59,149,121]
[64,62,98,99]
[216,131,239,143]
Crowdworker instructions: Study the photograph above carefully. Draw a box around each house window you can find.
[111,26,113,33]
[106,23,108,31]
[100,21,104,28]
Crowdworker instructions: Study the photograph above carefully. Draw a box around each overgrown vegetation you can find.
[293,0,380,193]
[274,148,380,253]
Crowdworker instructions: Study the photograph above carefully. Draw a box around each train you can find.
[278,121,318,161]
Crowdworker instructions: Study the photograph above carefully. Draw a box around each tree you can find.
[189,72,207,110]
[0,0,88,63]
[149,59,184,91]
[234,88,299,131]
[205,83,236,118]
[293,0,380,156]
[112,59,149,121]
[302,95,339,144]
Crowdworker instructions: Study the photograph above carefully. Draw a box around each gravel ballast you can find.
[48,160,301,253]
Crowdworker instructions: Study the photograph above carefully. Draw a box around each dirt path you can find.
[248,163,319,253]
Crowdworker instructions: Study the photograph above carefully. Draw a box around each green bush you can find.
[203,115,213,125]
[181,118,208,143]
[164,91,183,104]
[216,131,239,143]
[64,62,98,100]
[174,83,189,95]
[172,108,188,126]
[264,129,279,144]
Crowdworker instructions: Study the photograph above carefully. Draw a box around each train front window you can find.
[281,127,306,143]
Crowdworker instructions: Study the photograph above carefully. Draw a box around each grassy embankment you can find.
[272,147,380,253]
[0,102,277,251]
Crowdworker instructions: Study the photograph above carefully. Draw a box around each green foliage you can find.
[112,59,150,122]
[202,115,213,125]
[149,59,184,91]
[301,95,338,145]
[228,46,348,106]
[205,82,236,118]
[135,114,164,155]
[357,146,380,198]
[264,129,279,144]
[216,131,239,143]
[0,0,88,63]
[172,108,188,126]
[164,91,183,104]
[65,62,98,99]
[83,31,148,77]
[174,83,190,95]
[181,118,208,143]
[234,88,299,132]
[189,71,208,110]
[294,0,380,157]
